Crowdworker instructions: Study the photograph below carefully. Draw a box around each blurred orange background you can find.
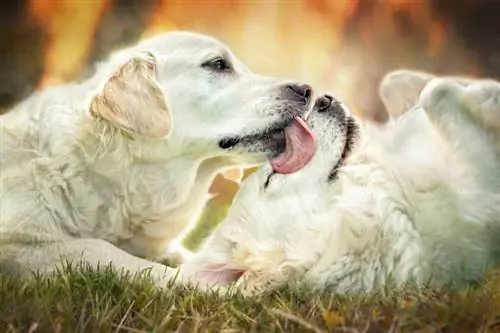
[23,0,487,120]
[1,0,499,246]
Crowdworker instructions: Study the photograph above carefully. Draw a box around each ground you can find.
[3,206,500,332]
[2,266,500,333]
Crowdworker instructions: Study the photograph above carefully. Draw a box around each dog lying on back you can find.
[180,70,500,294]
[0,31,317,284]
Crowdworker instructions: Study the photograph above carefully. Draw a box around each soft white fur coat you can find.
[180,71,500,295]
[0,31,312,284]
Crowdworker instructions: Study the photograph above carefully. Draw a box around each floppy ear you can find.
[379,70,435,117]
[90,51,172,139]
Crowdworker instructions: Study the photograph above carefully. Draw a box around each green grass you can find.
[2,265,500,332]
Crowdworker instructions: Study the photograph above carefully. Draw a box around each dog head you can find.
[89,31,316,172]
[179,94,359,293]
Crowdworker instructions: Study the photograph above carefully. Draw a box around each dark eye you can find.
[202,57,232,72]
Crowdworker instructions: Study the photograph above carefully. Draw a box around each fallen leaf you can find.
[322,310,345,329]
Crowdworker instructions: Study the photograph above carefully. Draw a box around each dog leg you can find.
[0,169,178,286]
[379,70,477,118]
[419,78,499,169]
[379,70,435,117]
[0,239,179,287]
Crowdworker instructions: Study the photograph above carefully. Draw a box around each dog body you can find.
[180,71,500,294]
[0,31,314,283]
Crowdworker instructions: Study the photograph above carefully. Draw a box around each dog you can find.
[179,70,500,295]
[0,31,317,284]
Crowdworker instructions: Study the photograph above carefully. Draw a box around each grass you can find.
[2,266,500,332]
[3,191,500,332]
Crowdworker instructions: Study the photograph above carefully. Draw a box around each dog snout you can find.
[283,83,313,104]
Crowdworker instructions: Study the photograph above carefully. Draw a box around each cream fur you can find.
[180,71,500,295]
[0,31,311,284]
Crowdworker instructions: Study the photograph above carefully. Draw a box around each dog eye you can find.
[202,57,232,72]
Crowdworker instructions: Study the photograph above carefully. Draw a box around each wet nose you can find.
[284,83,313,104]
[315,94,334,112]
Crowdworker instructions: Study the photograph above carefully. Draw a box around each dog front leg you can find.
[0,238,180,287]
[379,70,475,118]
[121,226,194,266]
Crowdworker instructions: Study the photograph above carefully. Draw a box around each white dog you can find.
[180,71,500,295]
[0,31,317,284]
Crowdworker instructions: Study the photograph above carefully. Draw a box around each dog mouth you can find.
[264,113,359,188]
[218,115,317,174]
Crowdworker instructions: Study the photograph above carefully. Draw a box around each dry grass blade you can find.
[271,308,326,333]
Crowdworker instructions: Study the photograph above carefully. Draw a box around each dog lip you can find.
[218,136,241,150]
[328,116,359,181]
[341,117,359,161]
[217,116,293,151]
[263,169,277,189]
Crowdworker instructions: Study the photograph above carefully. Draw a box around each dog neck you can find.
[80,111,242,192]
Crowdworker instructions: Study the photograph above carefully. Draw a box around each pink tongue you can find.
[270,117,316,174]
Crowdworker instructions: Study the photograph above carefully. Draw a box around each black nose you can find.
[315,94,334,112]
[284,83,312,104]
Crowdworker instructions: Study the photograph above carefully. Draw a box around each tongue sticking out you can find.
[270,117,316,174]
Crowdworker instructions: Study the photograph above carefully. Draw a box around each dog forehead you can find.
[137,31,231,60]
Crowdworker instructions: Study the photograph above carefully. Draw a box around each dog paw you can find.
[149,266,183,289]
[158,245,194,267]
[419,78,464,117]
[462,80,500,131]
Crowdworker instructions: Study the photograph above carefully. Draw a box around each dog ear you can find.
[379,70,435,117]
[90,51,172,139]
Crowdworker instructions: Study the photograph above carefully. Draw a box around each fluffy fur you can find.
[0,31,313,284]
[180,70,500,295]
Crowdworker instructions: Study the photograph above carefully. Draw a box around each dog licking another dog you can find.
[2,31,500,296]
[0,31,315,284]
